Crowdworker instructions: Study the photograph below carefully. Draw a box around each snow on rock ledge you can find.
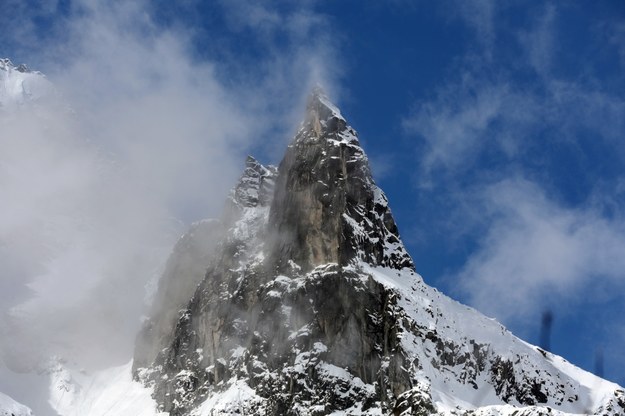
[130,89,625,416]
[0,391,33,416]
[0,58,54,109]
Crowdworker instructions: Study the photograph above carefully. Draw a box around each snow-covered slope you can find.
[0,391,32,416]
[0,58,53,109]
[1,358,164,416]
[129,89,624,415]
[48,361,165,416]
[2,85,623,415]
[364,264,624,415]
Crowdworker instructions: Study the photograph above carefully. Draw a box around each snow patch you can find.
[192,380,265,415]
[51,361,165,416]
[0,391,33,416]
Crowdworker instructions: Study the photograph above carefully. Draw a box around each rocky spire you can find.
[304,85,347,138]
[229,156,278,210]
[268,88,414,273]
[132,88,625,416]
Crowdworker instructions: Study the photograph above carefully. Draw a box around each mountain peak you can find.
[229,156,277,210]
[0,58,39,74]
[306,85,340,115]
[131,91,625,416]
[268,90,414,272]
[0,58,52,108]
[0,58,14,71]
[303,86,348,139]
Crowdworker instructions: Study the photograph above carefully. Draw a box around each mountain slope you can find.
[133,89,625,415]
[0,391,32,416]
[0,58,53,109]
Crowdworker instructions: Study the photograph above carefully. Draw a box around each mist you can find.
[0,0,339,374]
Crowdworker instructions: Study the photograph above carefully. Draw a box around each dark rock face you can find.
[268,90,413,273]
[133,89,625,416]
[133,219,224,373]
[133,90,417,414]
[229,156,277,211]
[146,265,417,415]
[133,155,277,376]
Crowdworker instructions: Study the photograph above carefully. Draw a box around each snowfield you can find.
[1,360,162,416]
[0,59,54,109]
[50,362,164,416]
[0,391,33,416]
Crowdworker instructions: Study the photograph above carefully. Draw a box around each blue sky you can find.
[2,1,625,385]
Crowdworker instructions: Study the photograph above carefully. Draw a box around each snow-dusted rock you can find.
[133,89,625,415]
[0,58,54,109]
[0,391,32,416]
[268,88,413,273]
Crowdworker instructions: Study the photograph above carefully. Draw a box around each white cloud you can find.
[518,3,556,77]
[203,0,344,157]
[404,77,625,182]
[546,80,625,145]
[0,0,340,372]
[445,0,497,57]
[402,4,625,373]
[218,0,326,42]
[402,79,540,182]
[454,178,625,324]
[402,2,625,183]
[609,22,625,68]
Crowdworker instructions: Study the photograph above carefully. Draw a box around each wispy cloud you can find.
[0,0,340,372]
[454,178,625,323]
[404,2,625,183]
[402,1,625,364]
[442,0,497,58]
[518,3,556,77]
[403,79,538,182]
[609,22,625,68]
[209,0,344,156]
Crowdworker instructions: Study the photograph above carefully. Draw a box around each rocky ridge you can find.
[0,391,33,416]
[133,89,625,415]
[0,58,52,108]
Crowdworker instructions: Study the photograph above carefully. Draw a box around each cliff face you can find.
[133,218,224,372]
[132,156,276,377]
[268,89,413,273]
[133,89,625,416]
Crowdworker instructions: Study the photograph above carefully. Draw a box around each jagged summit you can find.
[304,86,347,137]
[0,57,52,108]
[132,90,625,416]
[0,58,17,71]
[134,158,278,373]
[0,58,38,74]
[268,89,413,272]
[229,156,278,209]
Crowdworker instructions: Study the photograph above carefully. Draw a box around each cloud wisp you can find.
[454,178,625,323]
[0,0,341,376]
[401,1,625,381]
[404,2,625,184]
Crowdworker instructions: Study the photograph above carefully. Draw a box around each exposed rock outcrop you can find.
[133,89,625,416]
[268,88,413,273]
